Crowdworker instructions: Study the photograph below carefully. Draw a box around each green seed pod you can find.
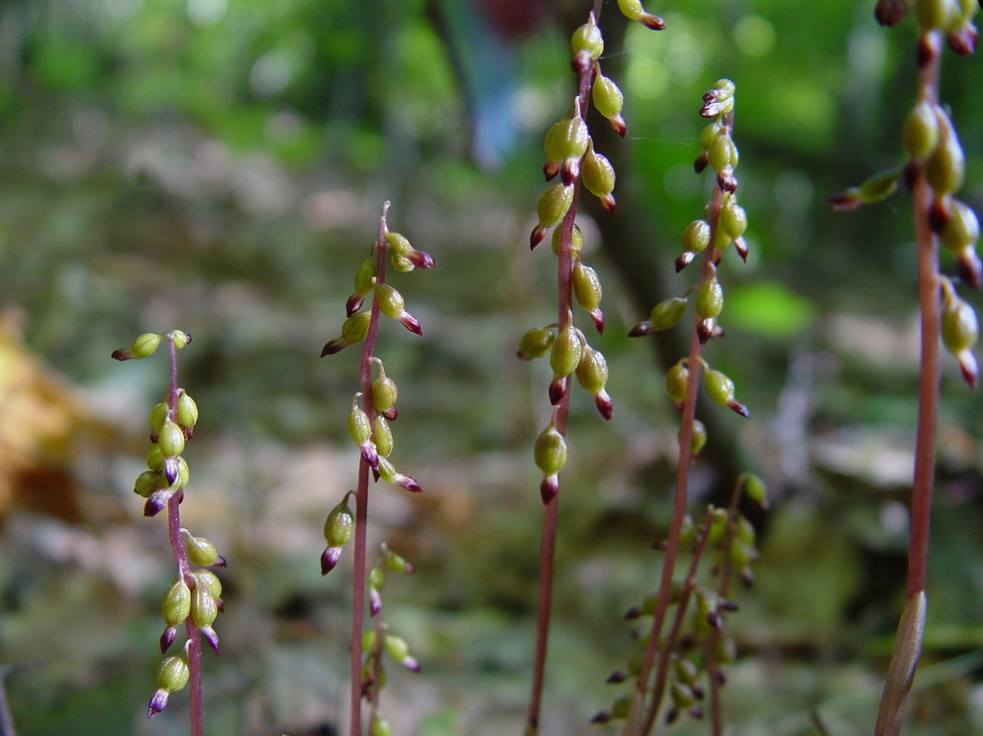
[942,297,978,354]
[146,444,164,472]
[161,580,192,627]
[368,565,385,591]
[904,100,940,159]
[704,368,736,406]
[534,424,568,476]
[384,634,410,663]
[682,219,711,254]
[573,262,603,312]
[384,231,413,256]
[158,420,186,458]
[649,297,688,330]
[361,629,377,652]
[324,496,355,548]
[373,415,393,458]
[571,16,604,59]
[686,419,708,456]
[551,222,583,255]
[193,569,223,600]
[341,311,372,344]
[169,331,191,350]
[915,0,960,29]
[185,535,218,566]
[149,401,169,433]
[708,135,738,173]
[582,142,616,198]
[858,169,901,204]
[549,321,583,379]
[744,473,768,509]
[721,201,748,239]
[372,361,399,412]
[544,113,589,164]
[156,655,190,693]
[130,333,162,359]
[592,74,624,120]
[134,469,160,498]
[372,717,392,736]
[372,281,406,320]
[927,115,965,195]
[700,121,724,150]
[576,346,608,394]
[939,199,980,253]
[665,361,689,403]
[354,256,376,296]
[176,391,198,430]
[191,583,218,629]
[536,183,575,229]
[696,278,724,320]
[518,325,556,359]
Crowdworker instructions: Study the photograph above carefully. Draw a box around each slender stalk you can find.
[349,201,391,736]
[0,665,17,736]
[873,29,942,736]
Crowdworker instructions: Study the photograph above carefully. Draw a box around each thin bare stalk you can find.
[349,201,391,736]
[0,665,17,736]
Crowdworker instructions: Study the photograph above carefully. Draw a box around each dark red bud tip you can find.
[595,392,613,421]
[561,158,580,186]
[398,474,423,493]
[409,250,436,269]
[874,0,909,26]
[403,656,421,673]
[147,690,169,718]
[623,607,643,620]
[676,252,696,272]
[215,599,225,613]
[641,13,665,30]
[825,191,862,212]
[214,555,228,567]
[321,339,346,357]
[111,349,132,361]
[692,684,705,700]
[957,250,983,290]
[591,713,612,725]
[517,349,534,360]
[689,706,705,720]
[720,598,739,612]
[382,407,398,421]
[399,313,423,336]
[734,237,749,263]
[716,668,728,685]
[928,199,949,232]
[697,319,714,344]
[707,611,723,630]
[606,671,629,684]
[370,589,382,617]
[718,170,738,193]
[361,444,379,470]
[590,309,605,334]
[958,352,979,390]
[530,226,546,250]
[694,152,709,174]
[346,294,365,317]
[728,400,751,418]
[917,34,939,69]
[947,25,978,56]
[321,546,342,575]
[543,160,560,181]
[144,495,166,518]
[548,377,568,405]
[540,475,559,504]
[628,321,653,337]
[159,626,177,654]
[600,194,616,214]
[201,625,221,655]
[571,50,593,74]
[666,709,679,725]
[610,115,627,138]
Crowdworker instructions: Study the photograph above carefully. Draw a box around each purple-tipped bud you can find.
[728,399,751,418]
[957,350,979,390]
[346,293,366,317]
[561,158,581,186]
[589,309,605,333]
[321,339,345,357]
[600,194,616,214]
[111,348,133,361]
[571,49,593,74]
[826,190,862,211]
[407,249,435,269]
[382,406,398,421]
[144,491,170,518]
[370,588,382,617]
[734,236,749,262]
[199,625,220,655]
[697,317,716,344]
[147,689,170,718]
[694,152,709,174]
[543,160,560,181]
[160,626,178,654]
[641,13,665,29]
[530,226,547,249]
[958,249,983,290]
[947,24,978,56]
[591,712,612,724]
[610,115,627,137]
[628,321,653,337]
[395,472,422,493]
[402,655,421,673]
[397,311,423,336]
[321,546,343,575]
[540,474,559,504]
[606,670,629,684]
[163,456,179,486]
[875,0,909,25]
[707,610,724,630]
[595,391,613,421]
[676,251,696,272]
[718,169,738,193]
[549,376,568,405]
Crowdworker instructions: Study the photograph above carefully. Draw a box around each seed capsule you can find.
[134,469,160,497]
[154,654,190,694]
[695,277,724,320]
[593,74,626,136]
[939,199,980,253]
[571,15,604,59]
[544,112,589,165]
[185,534,218,566]
[720,201,747,239]
[534,424,568,477]
[149,401,168,433]
[191,583,218,629]
[371,360,399,412]
[904,101,940,159]
[373,415,393,457]
[131,333,163,359]
[942,295,978,355]
[704,368,750,417]
[926,113,965,195]
[616,0,665,28]
[700,121,725,150]
[158,420,186,458]
[518,325,556,359]
[550,319,583,380]
[649,297,688,331]
[708,135,738,173]
[577,346,613,420]
[193,569,223,600]
[537,183,575,230]
[573,261,604,332]
[161,580,192,627]
[372,279,423,335]
[582,141,616,204]
[176,391,198,430]
[373,718,393,736]
[322,311,372,356]
[665,361,689,403]
[858,169,901,204]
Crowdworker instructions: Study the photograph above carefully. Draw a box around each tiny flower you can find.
[517,325,556,359]
[322,311,372,356]
[347,256,377,315]
[593,73,626,137]
[573,260,604,333]
[372,279,423,336]
[349,393,380,470]
[531,182,575,249]
[704,368,750,417]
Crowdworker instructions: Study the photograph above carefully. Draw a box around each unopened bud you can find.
[372,279,423,336]
[593,74,626,136]
[161,580,192,627]
[720,201,747,240]
[650,297,689,331]
[573,261,604,332]
[532,183,575,248]
[708,135,738,173]
[685,419,708,456]
[571,14,604,59]
[665,361,689,403]
[184,534,218,566]
[617,0,665,28]
[371,359,399,412]
[349,395,379,469]
[704,368,750,417]
[550,318,583,380]
[582,141,616,202]
[551,222,583,255]
[939,199,979,254]
[743,473,768,509]
[322,311,372,356]
[518,325,556,359]
[695,276,724,320]
[324,495,355,549]
[904,100,940,159]
[130,333,163,360]
[544,111,589,165]
[158,420,186,458]
[926,113,965,195]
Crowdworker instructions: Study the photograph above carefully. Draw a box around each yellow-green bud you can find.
[384,634,410,662]
[170,331,190,350]
[348,399,372,446]
[130,333,162,359]
[134,470,160,497]
[368,565,385,591]
[743,473,768,509]
[700,121,724,150]
[549,321,582,379]
[372,718,392,736]
[176,391,198,430]
[704,368,735,405]
[915,0,960,29]
[158,420,186,458]
[592,74,624,120]
[571,16,604,59]
[191,583,218,629]
[573,262,603,312]
[939,199,980,253]
[927,115,965,195]
[161,580,192,627]
[389,252,414,273]
[551,222,583,255]
[324,497,355,548]
[665,361,689,403]
[149,401,168,433]
[155,655,190,693]
[708,135,738,173]
[361,629,377,652]
[536,183,575,229]
[685,419,708,456]
[384,231,412,256]
[695,278,724,320]
[518,325,555,359]
[682,219,711,253]
[649,297,688,330]
[720,201,747,239]
[372,362,398,412]
[354,256,376,296]
[185,535,218,566]
[534,425,568,476]
[372,280,405,320]
[146,444,164,472]
[582,142,616,199]
[193,569,223,600]
[904,101,940,159]
[544,113,589,164]
[342,311,372,344]
[942,296,978,354]
[373,415,393,457]
[576,346,608,394]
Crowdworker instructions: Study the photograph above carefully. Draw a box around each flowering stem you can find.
[873,30,942,736]
[349,201,390,736]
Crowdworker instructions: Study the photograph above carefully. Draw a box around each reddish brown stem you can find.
[349,201,390,736]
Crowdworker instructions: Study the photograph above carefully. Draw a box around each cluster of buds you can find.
[940,275,979,387]
[113,330,225,719]
[875,0,977,53]
[658,357,750,419]
[595,475,767,726]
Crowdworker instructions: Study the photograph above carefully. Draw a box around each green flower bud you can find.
[134,469,160,497]
[372,718,392,736]
[544,113,589,164]
[368,565,385,591]
[185,534,218,566]
[389,251,414,273]
[361,629,377,652]
[915,0,960,29]
[573,262,603,312]
[324,496,355,548]
[706,508,730,544]
[926,115,965,195]
[176,391,198,430]
[372,280,404,319]
[708,135,738,173]
[155,655,190,693]
[616,0,665,28]
[736,515,757,547]
[373,415,393,458]
[942,295,978,354]
[576,345,609,395]
[158,420,186,458]
[194,569,223,600]
[649,297,688,330]
[858,168,902,204]
[720,201,747,239]
[384,545,414,573]
[665,361,689,403]
[671,682,696,710]
[371,360,399,412]
[730,538,755,570]
[695,277,724,320]
[743,473,768,509]
[939,199,980,253]
[518,325,556,359]
[571,16,604,59]
[191,583,218,629]
[348,394,378,467]
[582,142,616,200]
[550,321,583,379]
[704,368,750,417]
[323,311,372,355]
[169,331,190,350]
[551,222,583,255]
[715,633,737,664]
[146,444,164,472]
[354,256,376,296]
[904,101,940,159]
[161,580,192,627]
[683,219,711,254]
[592,73,624,120]
[534,424,568,476]
[131,333,162,359]
[537,183,575,230]
[170,456,190,491]
[149,401,168,433]
[674,658,700,687]
[685,419,707,456]
[700,121,724,151]
[384,634,409,663]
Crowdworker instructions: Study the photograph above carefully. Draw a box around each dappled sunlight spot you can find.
[733,14,776,58]
[250,50,294,99]
[300,190,361,231]
[512,85,553,133]
[626,57,668,101]
[665,34,705,86]
[187,0,226,27]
